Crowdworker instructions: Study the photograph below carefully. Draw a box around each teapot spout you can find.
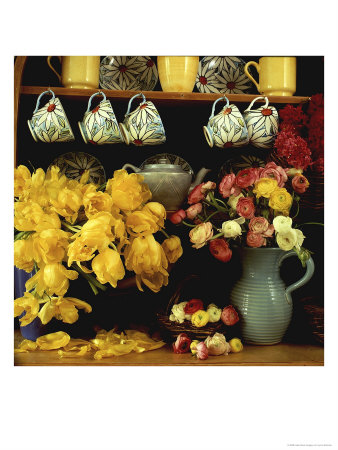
[189,167,211,192]
[122,163,140,173]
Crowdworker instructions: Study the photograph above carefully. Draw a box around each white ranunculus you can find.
[169,302,187,324]
[227,193,244,210]
[273,215,293,234]
[294,229,305,250]
[276,229,298,251]
[222,220,242,238]
[204,332,231,356]
[207,303,222,323]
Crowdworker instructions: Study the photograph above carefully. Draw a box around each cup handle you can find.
[125,92,146,116]
[245,96,269,112]
[86,91,107,112]
[279,251,315,305]
[244,61,260,93]
[33,89,55,113]
[209,95,230,120]
[47,56,62,83]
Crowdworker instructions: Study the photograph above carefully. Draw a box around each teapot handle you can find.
[209,95,230,120]
[125,92,146,116]
[47,56,62,83]
[33,89,55,113]
[245,96,269,112]
[279,251,315,305]
[122,163,140,173]
[86,91,107,112]
[244,61,260,93]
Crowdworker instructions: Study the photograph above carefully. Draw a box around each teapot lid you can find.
[143,157,186,172]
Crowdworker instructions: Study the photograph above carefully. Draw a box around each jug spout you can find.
[189,167,211,192]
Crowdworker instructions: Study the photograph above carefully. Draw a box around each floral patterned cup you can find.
[203,96,249,148]
[119,93,166,146]
[27,90,75,143]
[243,96,279,148]
[78,91,123,145]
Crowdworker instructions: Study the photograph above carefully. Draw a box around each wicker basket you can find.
[156,274,227,341]
[302,303,324,345]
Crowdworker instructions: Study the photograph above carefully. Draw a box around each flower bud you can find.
[206,303,222,322]
[168,209,186,224]
[196,341,208,360]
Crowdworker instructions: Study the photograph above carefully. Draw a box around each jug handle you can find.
[244,61,260,93]
[33,89,55,113]
[279,251,315,305]
[209,95,230,120]
[86,91,107,112]
[122,163,140,173]
[245,96,269,112]
[47,56,62,83]
[125,92,146,116]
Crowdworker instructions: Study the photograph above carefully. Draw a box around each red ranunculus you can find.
[186,202,202,220]
[168,209,186,224]
[236,197,255,219]
[292,174,310,194]
[196,341,208,360]
[172,333,192,354]
[209,239,232,262]
[219,173,241,198]
[235,168,260,189]
[187,183,205,205]
[246,230,266,248]
[221,305,239,326]
[184,299,204,315]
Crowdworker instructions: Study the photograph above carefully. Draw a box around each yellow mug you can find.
[47,56,100,89]
[244,57,296,96]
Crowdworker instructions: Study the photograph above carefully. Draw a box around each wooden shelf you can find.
[14,331,323,366]
[20,86,310,106]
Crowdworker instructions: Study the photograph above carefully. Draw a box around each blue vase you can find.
[230,248,315,345]
[14,267,48,340]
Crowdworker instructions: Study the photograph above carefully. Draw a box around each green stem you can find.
[203,210,222,223]
[160,228,170,239]
[71,264,107,293]
[97,182,107,191]
[291,200,300,220]
[61,221,82,233]
[209,232,225,241]
[182,220,196,228]
[203,199,227,212]
[297,222,324,227]
[14,231,33,241]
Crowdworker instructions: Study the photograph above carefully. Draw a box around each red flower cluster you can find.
[274,131,312,171]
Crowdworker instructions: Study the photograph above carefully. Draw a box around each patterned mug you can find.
[78,91,123,145]
[203,96,249,148]
[243,96,279,148]
[27,89,75,143]
[119,93,166,146]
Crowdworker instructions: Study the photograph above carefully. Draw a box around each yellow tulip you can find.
[38,296,92,325]
[124,235,168,276]
[14,237,35,272]
[50,186,83,223]
[14,200,61,232]
[44,166,68,202]
[14,165,31,199]
[253,177,278,199]
[73,211,114,251]
[142,202,166,228]
[125,210,160,237]
[36,331,71,350]
[32,229,71,265]
[105,169,152,211]
[83,185,113,219]
[191,310,210,328]
[135,271,169,293]
[25,263,78,297]
[91,248,125,288]
[14,292,39,327]
[269,187,293,212]
[161,235,183,263]
[67,237,97,268]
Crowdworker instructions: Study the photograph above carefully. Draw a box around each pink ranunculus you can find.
[172,333,192,354]
[246,230,266,248]
[196,341,208,360]
[248,216,269,234]
[188,183,205,205]
[259,162,288,188]
[262,224,275,238]
[235,168,260,189]
[201,181,216,193]
[168,209,186,224]
[236,197,255,219]
[189,222,213,249]
[219,173,241,198]
[292,174,310,194]
[186,202,202,220]
[221,305,240,326]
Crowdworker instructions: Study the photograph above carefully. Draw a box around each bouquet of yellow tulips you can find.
[14,165,183,328]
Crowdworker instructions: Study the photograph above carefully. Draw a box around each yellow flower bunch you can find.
[14,165,183,329]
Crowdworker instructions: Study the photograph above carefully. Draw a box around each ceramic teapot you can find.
[122,158,210,211]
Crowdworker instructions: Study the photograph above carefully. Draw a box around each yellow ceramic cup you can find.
[47,56,100,89]
[244,57,296,96]
[157,56,199,92]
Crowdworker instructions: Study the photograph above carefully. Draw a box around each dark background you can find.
[15,56,324,343]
